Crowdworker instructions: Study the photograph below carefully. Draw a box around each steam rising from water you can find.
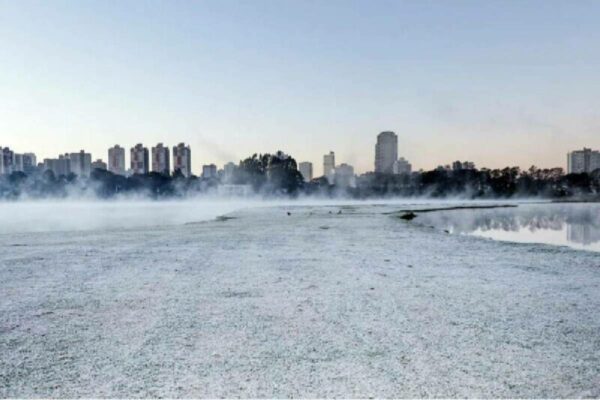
[0,198,462,234]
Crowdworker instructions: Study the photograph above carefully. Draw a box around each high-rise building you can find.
[393,157,412,175]
[567,148,600,174]
[323,151,335,183]
[151,143,170,175]
[202,164,218,179]
[130,144,149,175]
[22,153,37,175]
[173,143,192,177]
[69,150,92,178]
[223,161,236,183]
[1,147,14,175]
[91,159,107,170]
[12,153,24,173]
[108,145,126,175]
[299,162,313,182]
[375,131,398,174]
[43,154,71,177]
[334,163,355,188]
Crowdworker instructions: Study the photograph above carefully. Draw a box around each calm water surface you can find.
[418,203,600,252]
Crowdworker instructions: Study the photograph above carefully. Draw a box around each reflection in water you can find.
[417,203,600,252]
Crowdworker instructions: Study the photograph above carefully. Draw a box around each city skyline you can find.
[2,138,599,177]
[2,1,600,172]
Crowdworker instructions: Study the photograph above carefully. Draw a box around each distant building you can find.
[1,147,14,175]
[393,157,412,175]
[202,164,218,179]
[298,162,313,182]
[91,159,107,170]
[69,150,92,178]
[172,143,192,177]
[43,154,71,177]
[130,144,149,175]
[334,163,355,188]
[108,145,126,176]
[22,153,37,175]
[567,148,600,174]
[223,161,236,183]
[375,131,398,174]
[12,153,24,173]
[151,143,170,175]
[323,151,335,184]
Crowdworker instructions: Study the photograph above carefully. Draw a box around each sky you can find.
[1,0,599,174]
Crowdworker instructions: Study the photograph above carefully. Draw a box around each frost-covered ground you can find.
[1,201,599,397]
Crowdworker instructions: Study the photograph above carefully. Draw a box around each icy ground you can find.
[1,203,599,397]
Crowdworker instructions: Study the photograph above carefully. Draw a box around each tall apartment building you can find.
[43,154,71,177]
[202,164,217,179]
[12,153,24,173]
[22,153,37,175]
[69,150,92,178]
[375,131,398,174]
[567,148,600,174]
[298,162,313,182]
[173,143,192,177]
[323,151,335,183]
[1,147,14,175]
[130,144,149,175]
[223,161,236,182]
[334,163,355,188]
[151,143,171,175]
[108,145,126,175]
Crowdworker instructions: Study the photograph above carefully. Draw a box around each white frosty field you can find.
[1,201,599,397]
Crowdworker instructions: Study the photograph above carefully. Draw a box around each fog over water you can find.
[2,199,598,253]
[0,198,473,234]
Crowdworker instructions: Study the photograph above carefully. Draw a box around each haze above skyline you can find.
[1,0,599,173]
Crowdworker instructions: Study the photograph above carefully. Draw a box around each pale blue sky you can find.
[1,0,599,174]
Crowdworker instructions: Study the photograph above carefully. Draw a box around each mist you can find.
[0,197,501,234]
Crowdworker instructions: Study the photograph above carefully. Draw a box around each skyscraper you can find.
[12,153,24,173]
[69,150,92,178]
[130,144,149,175]
[334,163,355,188]
[223,161,236,183]
[108,145,126,176]
[567,148,600,174]
[151,143,171,175]
[323,151,335,183]
[173,143,192,177]
[202,164,217,179]
[22,153,37,175]
[299,162,313,182]
[43,154,71,177]
[375,131,398,174]
[1,147,14,175]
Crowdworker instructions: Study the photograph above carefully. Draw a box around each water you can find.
[416,203,600,252]
[0,198,443,234]
[0,200,254,233]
